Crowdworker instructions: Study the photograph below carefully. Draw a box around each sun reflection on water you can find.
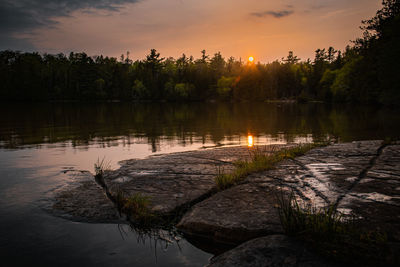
[247,135,254,147]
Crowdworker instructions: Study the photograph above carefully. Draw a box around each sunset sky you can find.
[1,0,382,62]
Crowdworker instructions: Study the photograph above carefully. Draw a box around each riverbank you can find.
[53,140,400,266]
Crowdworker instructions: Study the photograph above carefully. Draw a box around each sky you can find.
[0,0,382,62]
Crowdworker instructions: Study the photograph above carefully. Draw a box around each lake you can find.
[0,102,399,266]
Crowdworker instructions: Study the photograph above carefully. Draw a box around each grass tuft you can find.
[114,191,156,226]
[94,157,111,179]
[276,191,346,237]
[215,143,320,190]
[275,191,394,266]
[123,193,151,216]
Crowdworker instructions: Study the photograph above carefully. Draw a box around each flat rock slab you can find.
[51,145,289,222]
[177,141,400,244]
[52,171,121,223]
[103,145,290,215]
[207,235,337,267]
[52,139,400,252]
[177,183,283,245]
[338,143,400,240]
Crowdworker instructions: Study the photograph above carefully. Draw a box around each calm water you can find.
[0,102,399,266]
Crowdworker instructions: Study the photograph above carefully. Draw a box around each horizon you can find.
[1,0,381,63]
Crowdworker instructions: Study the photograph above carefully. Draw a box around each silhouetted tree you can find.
[0,2,398,105]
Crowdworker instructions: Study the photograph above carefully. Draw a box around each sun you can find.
[248,56,254,63]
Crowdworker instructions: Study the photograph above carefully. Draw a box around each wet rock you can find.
[207,235,337,267]
[53,139,400,255]
[177,183,283,244]
[256,141,383,208]
[178,140,395,245]
[337,144,400,241]
[293,141,382,205]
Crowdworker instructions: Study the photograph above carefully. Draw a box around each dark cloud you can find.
[0,0,141,51]
[250,10,294,18]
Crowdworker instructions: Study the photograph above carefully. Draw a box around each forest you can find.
[0,0,399,105]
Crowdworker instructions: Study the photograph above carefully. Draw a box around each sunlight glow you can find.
[248,135,254,147]
[248,56,254,63]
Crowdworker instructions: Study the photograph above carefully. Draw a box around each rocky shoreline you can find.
[53,140,400,266]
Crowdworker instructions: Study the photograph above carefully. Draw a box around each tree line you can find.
[0,0,398,105]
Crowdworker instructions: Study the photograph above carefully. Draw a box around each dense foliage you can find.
[0,1,398,104]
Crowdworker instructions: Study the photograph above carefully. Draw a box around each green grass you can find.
[93,159,156,226]
[215,144,320,190]
[276,191,348,237]
[276,191,395,266]
[94,157,111,179]
[114,191,156,225]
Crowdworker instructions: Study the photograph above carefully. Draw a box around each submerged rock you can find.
[207,235,337,267]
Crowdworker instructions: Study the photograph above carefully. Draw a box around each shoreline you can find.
[53,140,400,266]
